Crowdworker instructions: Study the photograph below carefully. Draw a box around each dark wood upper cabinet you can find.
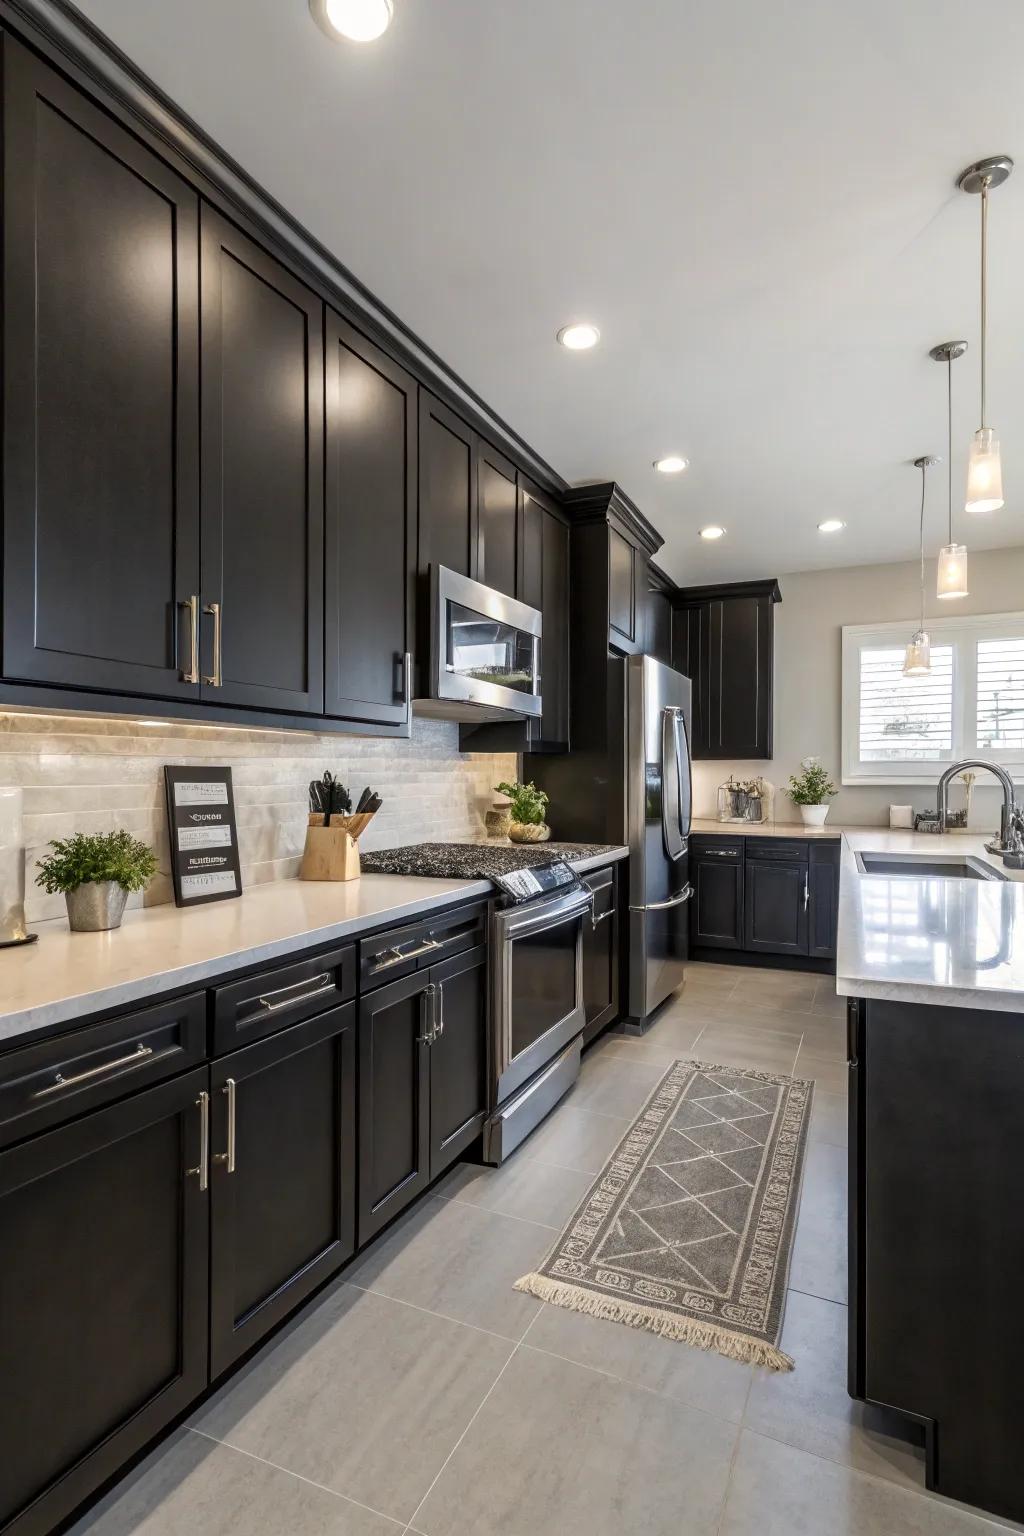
[477,443,518,598]
[418,391,478,582]
[608,529,637,647]
[208,1005,357,1378]
[199,205,324,715]
[324,312,415,729]
[0,1069,209,1536]
[673,580,781,760]
[2,39,201,701]
[645,573,674,666]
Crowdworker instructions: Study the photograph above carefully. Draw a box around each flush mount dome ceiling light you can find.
[653,456,689,474]
[556,323,600,351]
[699,525,725,540]
[310,0,394,42]
[817,519,846,533]
[958,155,1012,512]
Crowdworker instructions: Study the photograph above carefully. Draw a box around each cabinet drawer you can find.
[585,865,616,924]
[0,993,206,1150]
[690,837,743,861]
[746,838,808,862]
[212,943,356,1055]
[360,901,487,992]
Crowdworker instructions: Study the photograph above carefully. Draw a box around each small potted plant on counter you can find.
[787,757,838,827]
[36,829,158,932]
[494,780,551,843]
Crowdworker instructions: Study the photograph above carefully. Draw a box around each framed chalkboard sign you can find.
[163,767,243,907]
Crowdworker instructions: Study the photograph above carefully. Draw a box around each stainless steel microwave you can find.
[425,565,543,721]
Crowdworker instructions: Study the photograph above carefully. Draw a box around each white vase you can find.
[799,804,830,828]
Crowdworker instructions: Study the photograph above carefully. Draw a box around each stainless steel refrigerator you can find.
[625,654,693,1019]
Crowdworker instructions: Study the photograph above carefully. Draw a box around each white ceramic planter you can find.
[798,804,830,828]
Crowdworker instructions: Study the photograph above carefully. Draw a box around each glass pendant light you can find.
[929,341,969,599]
[904,456,937,676]
[958,156,1013,512]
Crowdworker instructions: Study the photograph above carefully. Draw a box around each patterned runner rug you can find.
[515,1059,814,1371]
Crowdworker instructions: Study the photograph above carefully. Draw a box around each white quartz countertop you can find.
[0,845,627,1047]
[690,818,870,839]
[836,830,1024,1013]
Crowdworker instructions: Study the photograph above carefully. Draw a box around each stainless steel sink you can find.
[855,851,1007,882]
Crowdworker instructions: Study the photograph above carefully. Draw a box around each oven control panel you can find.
[491,859,580,905]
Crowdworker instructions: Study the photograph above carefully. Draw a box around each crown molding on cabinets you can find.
[1,0,567,498]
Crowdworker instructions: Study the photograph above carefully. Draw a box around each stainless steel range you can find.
[484,860,594,1164]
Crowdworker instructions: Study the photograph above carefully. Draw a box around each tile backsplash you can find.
[0,712,517,924]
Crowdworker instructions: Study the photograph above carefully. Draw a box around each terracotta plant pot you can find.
[508,821,551,844]
[798,805,830,828]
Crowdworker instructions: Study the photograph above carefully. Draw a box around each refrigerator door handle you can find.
[661,707,686,863]
[630,883,693,913]
[675,707,692,844]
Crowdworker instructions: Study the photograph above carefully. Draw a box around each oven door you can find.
[492,884,594,1105]
[431,565,543,719]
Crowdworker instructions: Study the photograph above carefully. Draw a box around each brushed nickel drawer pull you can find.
[188,1091,210,1191]
[203,600,223,687]
[591,905,615,929]
[180,595,200,684]
[434,981,445,1040]
[215,1078,237,1173]
[33,1042,155,1099]
[371,937,443,972]
[416,984,437,1044]
[256,972,334,1013]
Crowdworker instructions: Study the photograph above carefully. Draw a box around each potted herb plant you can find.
[787,757,838,827]
[494,780,551,844]
[36,829,158,932]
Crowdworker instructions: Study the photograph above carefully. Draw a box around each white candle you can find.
[0,788,27,941]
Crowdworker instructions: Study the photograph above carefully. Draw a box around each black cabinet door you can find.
[646,588,673,666]
[419,392,478,581]
[518,481,570,752]
[582,867,620,1042]
[200,205,324,714]
[0,1069,208,1536]
[608,528,636,648]
[2,38,201,701]
[706,594,773,758]
[692,852,745,949]
[673,604,708,755]
[477,442,518,598]
[808,844,840,960]
[358,970,432,1244]
[209,1005,357,1378]
[743,858,808,955]
[429,945,488,1177]
[325,311,415,728]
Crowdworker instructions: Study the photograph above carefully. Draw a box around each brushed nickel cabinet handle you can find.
[188,1091,210,1191]
[203,600,223,687]
[32,1042,155,1099]
[371,938,442,972]
[803,876,810,910]
[416,984,437,1044]
[257,972,334,1013]
[434,981,445,1040]
[180,596,200,684]
[214,1078,236,1173]
[591,905,615,929]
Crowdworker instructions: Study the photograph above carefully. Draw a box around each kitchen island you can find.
[834,827,1024,1524]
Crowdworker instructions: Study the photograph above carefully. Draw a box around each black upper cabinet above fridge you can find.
[2,38,201,702]
[673,579,781,760]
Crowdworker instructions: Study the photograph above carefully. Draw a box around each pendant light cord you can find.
[980,178,989,429]
[947,358,953,543]
[919,462,926,633]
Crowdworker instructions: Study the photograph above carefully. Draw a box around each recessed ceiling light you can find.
[699,525,725,540]
[653,456,689,474]
[817,518,846,533]
[310,0,394,42]
[557,323,600,351]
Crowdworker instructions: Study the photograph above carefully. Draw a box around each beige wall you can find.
[0,713,515,924]
[691,544,1024,829]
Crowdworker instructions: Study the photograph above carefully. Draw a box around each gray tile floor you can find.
[71,962,1020,1536]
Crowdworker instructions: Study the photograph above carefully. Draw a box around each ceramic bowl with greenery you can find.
[36,830,158,931]
[494,780,551,843]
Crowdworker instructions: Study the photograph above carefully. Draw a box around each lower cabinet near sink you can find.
[690,832,840,970]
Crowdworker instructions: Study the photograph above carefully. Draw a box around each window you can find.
[842,612,1024,784]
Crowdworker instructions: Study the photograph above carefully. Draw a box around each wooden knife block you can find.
[300,820,361,882]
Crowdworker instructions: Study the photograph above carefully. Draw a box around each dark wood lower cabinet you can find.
[582,867,620,1042]
[691,846,744,949]
[808,843,840,960]
[209,1005,357,1377]
[0,1069,209,1536]
[743,858,808,956]
[359,946,488,1244]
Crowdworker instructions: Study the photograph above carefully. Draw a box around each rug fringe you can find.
[513,1272,795,1372]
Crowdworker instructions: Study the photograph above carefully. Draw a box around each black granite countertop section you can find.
[361,841,622,880]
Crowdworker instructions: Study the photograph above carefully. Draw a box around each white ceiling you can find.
[78,0,1024,584]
